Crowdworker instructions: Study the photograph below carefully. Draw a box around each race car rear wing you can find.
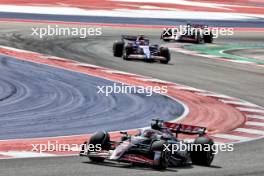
[122,35,138,41]
[163,121,206,136]
[190,24,208,29]
[122,35,150,42]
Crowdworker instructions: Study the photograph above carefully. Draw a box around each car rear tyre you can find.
[88,131,111,162]
[123,44,133,60]
[151,140,171,170]
[204,32,213,43]
[113,41,124,57]
[195,32,203,44]
[159,47,171,64]
[190,137,214,166]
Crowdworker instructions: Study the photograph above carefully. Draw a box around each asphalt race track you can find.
[0,23,263,175]
[0,54,184,140]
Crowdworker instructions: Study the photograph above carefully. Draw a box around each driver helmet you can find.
[137,35,145,41]
[186,21,192,27]
[139,40,146,45]
[142,129,161,139]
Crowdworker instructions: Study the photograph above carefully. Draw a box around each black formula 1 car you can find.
[161,23,213,44]
[80,119,215,170]
[113,35,170,64]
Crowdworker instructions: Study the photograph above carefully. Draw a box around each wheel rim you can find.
[162,150,171,166]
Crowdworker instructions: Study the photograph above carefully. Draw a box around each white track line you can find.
[220,100,260,108]
[173,86,207,92]
[44,56,69,61]
[0,45,34,53]
[236,107,264,113]
[168,45,264,68]
[74,63,104,69]
[246,114,264,120]
[136,78,172,84]
[229,60,254,64]
[211,134,252,141]
[102,70,137,76]
[0,151,56,158]
[198,92,233,99]
[234,128,264,136]
[245,121,264,127]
